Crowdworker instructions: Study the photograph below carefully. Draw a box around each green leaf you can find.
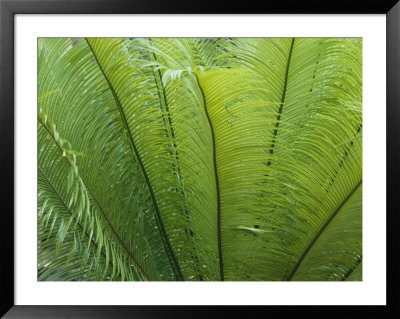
[38,37,362,281]
[196,38,362,280]
[289,183,362,281]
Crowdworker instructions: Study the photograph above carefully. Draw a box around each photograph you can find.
[37,37,362,282]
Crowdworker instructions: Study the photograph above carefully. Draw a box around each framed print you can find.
[1,0,398,317]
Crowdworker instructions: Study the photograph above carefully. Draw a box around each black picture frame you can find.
[1,0,398,318]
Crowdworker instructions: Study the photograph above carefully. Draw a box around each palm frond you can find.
[38,38,173,281]
[85,38,221,280]
[194,38,362,280]
[38,37,362,281]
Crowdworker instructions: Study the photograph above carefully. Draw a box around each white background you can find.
[15,14,386,305]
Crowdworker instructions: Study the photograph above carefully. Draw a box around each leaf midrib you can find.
[192,72,224,281]
[85,38,184,281]
[263,38,362,281]
[287,180,362,281]
[267,38,295,166]
[343,256,362,281]
[147,46,204,281]
[38,118,150,281]
[38,166,114,279]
